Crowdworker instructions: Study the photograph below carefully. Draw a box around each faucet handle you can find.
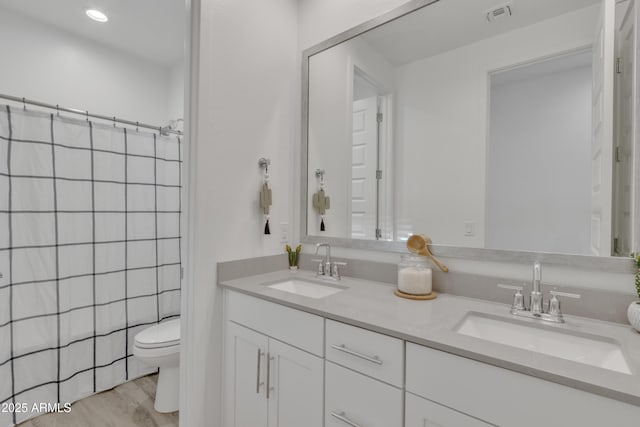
[549,290,581,299]
[547,290,580,321]
[497,283,524,292]
[497,284,525,311]
[311,259,325,275]
[331,261,347,279]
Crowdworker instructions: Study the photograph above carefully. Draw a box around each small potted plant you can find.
[628,253,640,333]
[286,244,301,271]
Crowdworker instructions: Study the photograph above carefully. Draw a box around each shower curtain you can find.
[0,105,182,426]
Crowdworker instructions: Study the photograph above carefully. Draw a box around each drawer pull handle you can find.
[330,411,362,427]
[330,344,383,365]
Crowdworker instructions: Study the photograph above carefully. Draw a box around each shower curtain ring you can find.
[56,104,60,116]
[85,111,89,122]
[136,121,139,132]
[113,116,116,128]
[22,97,26,110]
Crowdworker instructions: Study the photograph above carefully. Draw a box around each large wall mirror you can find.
[303,0,639,267]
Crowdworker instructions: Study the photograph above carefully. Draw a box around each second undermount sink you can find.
[267,279,345,299]
[455,312,632,374]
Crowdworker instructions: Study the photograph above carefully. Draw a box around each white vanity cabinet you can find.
[406,343,640,427]
[224,292,324,427]
[223,289,640,427]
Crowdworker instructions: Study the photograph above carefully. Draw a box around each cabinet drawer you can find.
[406,343,640,426]
[325,319,403,387]
[405,392,492,427]
[226,290,324,356]
[325,361,402,427]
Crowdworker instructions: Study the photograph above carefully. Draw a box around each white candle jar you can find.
[397,254,433,295]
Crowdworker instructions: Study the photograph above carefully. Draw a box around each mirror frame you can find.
[300,0,635,273]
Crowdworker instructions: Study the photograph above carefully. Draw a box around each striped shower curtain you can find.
[0,105,181,426]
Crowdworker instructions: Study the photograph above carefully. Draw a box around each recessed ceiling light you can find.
[86,9,108,23]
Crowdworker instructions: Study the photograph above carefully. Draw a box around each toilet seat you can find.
[134,319,180,349]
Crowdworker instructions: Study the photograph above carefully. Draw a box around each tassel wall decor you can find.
[259,158,272,234]
[312,169,330,232]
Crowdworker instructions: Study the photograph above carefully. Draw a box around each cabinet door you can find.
[325,361,402,427]
[405,392,493,427]
[225,322,269,427]
[267,338,323,427]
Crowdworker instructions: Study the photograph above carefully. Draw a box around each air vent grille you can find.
[486,4,513,22]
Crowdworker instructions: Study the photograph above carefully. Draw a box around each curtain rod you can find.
[0,93,183,136]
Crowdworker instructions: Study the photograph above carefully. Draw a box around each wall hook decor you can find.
[312,169,330,231]
[259,158,272,234]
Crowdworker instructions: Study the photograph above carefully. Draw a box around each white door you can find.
[267,339,323,427]
[590,0,616,255]
[614,0,637,256]
[225,322,269,427]
[351,96,379,239]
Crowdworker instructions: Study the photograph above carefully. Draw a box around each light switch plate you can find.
[280,221,289,243]
[464,221,476,237]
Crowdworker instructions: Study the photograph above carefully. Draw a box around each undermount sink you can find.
[267,279,345,299]
[455,312,632,374]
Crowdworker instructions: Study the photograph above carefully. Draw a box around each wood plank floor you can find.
[18,375,179,427]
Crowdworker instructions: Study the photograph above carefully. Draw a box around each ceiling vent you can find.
[486,3,513,22]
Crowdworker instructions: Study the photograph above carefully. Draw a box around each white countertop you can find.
[219,269,640,406]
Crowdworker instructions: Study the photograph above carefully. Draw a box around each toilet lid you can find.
[135,319,180,349]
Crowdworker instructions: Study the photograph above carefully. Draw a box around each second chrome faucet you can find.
[498,261,580,323]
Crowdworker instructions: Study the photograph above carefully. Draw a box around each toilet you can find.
[133,319,181,413]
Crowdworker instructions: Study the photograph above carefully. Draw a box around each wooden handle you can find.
[418,247,449,272]
[428,253,449,273]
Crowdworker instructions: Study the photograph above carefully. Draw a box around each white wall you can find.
[488,62,593,255]
[0,6,177,125]
[307,37,395,237]
[168,62,185,125]
[297,0,635,293]
[186,0,298,425]
[394,5,598,247]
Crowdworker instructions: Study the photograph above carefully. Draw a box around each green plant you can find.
[286,244,301,267]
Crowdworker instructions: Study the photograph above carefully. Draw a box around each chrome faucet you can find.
[497,261,580,323]
[315,243,332,275]
[530,261,543,315]
[313,243,346,280]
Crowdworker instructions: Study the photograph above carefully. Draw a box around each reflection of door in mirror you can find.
[614,0,639,256]
[308,37,395,240]
[351,94,378,239]
[590,0,616,256]
[351,71,391,240]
